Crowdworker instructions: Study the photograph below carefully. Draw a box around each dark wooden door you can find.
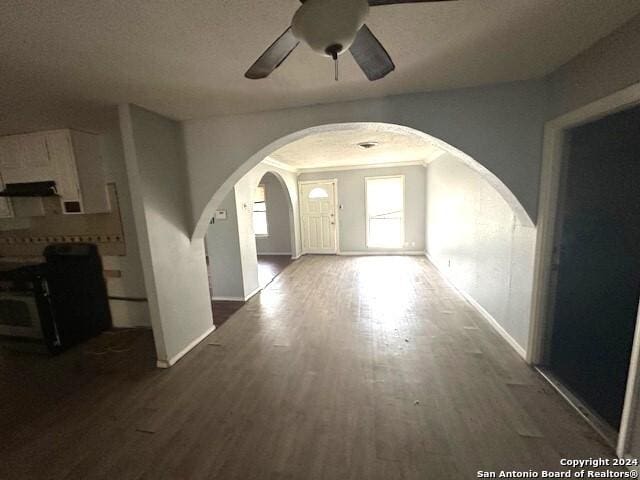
[549,105,640,429]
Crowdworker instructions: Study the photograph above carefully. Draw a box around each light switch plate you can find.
[214,209,227,220]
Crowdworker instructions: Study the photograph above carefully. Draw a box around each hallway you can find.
[1,256,617,479]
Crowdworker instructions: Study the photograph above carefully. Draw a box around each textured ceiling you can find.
[1,0,640,134]
[269,126,443,169]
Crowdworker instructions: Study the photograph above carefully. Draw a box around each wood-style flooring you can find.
[258,254,292,289]
[211,255,292,328]
[212,301,244,328]
[0,256,618,479]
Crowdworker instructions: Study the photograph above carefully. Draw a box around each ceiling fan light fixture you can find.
[291,0,370,57]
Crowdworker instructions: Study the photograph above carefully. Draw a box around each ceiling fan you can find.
[245,0,454,82]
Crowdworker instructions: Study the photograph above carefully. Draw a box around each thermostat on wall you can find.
[214,209,227,220]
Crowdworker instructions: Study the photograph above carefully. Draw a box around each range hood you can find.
[0,181,58,197]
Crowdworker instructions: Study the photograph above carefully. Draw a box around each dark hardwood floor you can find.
[0,256,618,479]
[212,301,244,328]
[211,255,292,329]
[258,254,292,289]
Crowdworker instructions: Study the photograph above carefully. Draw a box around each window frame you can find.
[364,174,405,249]
[253,184,269,237]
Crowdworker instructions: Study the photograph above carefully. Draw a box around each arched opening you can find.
[192,122,533,242]
[203,164,297,327]
[198,121,535,358]
[251,171,296,288]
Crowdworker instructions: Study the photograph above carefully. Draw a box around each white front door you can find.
[299,180,337,254]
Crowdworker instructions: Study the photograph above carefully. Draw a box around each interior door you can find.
[299,181,337,254]
[548,105,640,430]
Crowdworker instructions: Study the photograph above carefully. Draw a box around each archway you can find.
[198,121,536,359]
[251,171,296,288]
[192,122,533,241]
[204,162,299,317]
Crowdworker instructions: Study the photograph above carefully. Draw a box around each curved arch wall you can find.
[184,79,546,240]
[122,79,547,367]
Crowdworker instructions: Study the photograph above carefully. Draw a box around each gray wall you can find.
[426,155,535,350]
[100,124,149,327]
[255,172,292,255]
[549,13,640,118]
[184,79,546,237]
[206,191,245,300]
[299,165,425,253]
[119,104,213,366]
[205,163,300,301]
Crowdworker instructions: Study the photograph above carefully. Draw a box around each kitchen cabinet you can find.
[0,129,110,215]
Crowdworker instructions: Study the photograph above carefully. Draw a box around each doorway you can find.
[299,180,338,254]
[252,172,295,288]
[545,105,640,436]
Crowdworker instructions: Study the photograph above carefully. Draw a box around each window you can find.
[308,187,329,199]
[253,185,268,236]
[366,176,404,248]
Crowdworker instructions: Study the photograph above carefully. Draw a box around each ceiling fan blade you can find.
[245,28,299,79]
[349,25,395,81]
[369,0,455,5]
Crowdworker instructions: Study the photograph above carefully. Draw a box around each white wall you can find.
[184,80,546,238]
[299,165,425,253]
[255,173,292,255]
[426,154,536,351]
[119,104,213,367]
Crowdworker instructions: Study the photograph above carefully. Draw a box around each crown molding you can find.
[296,159,426,174]
[262,157,449,175]
[262,157,299,173]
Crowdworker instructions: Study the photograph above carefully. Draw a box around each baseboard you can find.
[425,252,527,360]
[536,367,618,449]
[257,252,292,256]
[156,324,216,369]
[291,254,302,260]
[244,286,261,301]
[212,296,245,302]
[338,250,424,256]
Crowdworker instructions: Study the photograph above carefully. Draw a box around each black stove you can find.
[0,244,111,353]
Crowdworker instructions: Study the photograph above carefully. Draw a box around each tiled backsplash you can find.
[0,184,125,257]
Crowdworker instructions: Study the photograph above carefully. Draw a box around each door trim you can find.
[528,81,640,458]
[298,179,339,255]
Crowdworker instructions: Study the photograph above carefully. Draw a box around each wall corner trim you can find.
[156,324,216,369]
[425,252,527,360]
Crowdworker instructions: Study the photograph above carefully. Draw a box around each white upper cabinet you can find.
[0,129,110,215]
[0,134,52,183]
